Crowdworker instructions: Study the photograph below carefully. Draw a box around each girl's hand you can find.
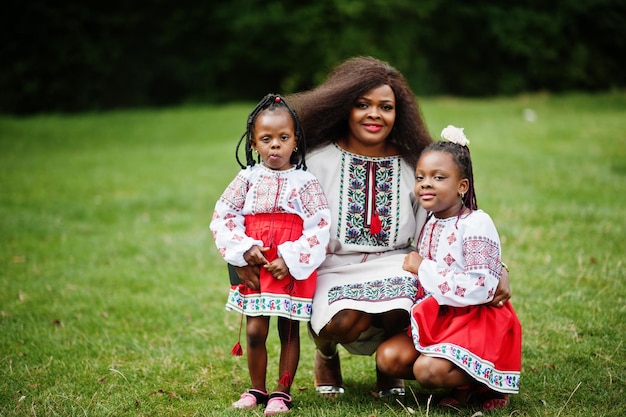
[244,245,270,267]
[403,251,423,274]
[265,257,289,280]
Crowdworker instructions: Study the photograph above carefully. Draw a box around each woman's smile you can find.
[363,123,383,133]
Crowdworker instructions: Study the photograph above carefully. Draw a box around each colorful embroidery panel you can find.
[327,276,418,305]
[411,336,521,393]
[338,154,402,247]
[226,287,313,321]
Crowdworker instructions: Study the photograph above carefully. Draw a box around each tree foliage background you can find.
[2,0,625,114]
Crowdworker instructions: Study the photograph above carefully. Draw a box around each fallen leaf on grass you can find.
[149,390,177,398]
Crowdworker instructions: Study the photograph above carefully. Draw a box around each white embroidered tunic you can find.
[210,163,331,280]
[306,144,427,352]
[417,210,503,306]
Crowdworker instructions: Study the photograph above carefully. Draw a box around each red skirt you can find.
[225,213,316,321]
[410,297,522,393]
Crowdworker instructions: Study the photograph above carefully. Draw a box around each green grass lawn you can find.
[1,92,625,416]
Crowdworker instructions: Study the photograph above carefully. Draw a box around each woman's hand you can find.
[233,265,261,290]
[402,251,423,274]
[490,267,511,307]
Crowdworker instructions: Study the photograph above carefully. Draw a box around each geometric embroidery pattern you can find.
[221,174,248,210]
[299,253,311,264]
[255,176,284,213]
[307,235,320,247]
[300,179,330,217]
[463,236,501,276]
[419,221,444,260]
[438,281,451,295]
[443,253,455,266]
[226,219,237,231]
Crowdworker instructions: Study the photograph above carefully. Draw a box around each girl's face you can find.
[251,110,297,171]
[345,84,396,156]
[415,151,469,219]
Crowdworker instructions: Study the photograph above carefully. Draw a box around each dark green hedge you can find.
[2,0,624,114]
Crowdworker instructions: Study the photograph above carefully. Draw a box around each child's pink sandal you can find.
[264,392,293,415]
[232,389,268,409]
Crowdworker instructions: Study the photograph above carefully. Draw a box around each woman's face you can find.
[345,84,396,156]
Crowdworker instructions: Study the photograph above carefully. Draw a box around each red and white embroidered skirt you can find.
[225,213,316,321]
[411,297,522,393]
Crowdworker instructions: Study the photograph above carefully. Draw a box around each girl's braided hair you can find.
[235,93,307,170]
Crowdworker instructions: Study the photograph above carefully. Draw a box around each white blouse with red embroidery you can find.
[210,163,331,280]
[417,210,503,307]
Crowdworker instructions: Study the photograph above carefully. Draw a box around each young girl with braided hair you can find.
[210,94,331,415]
[376,125,522,411]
